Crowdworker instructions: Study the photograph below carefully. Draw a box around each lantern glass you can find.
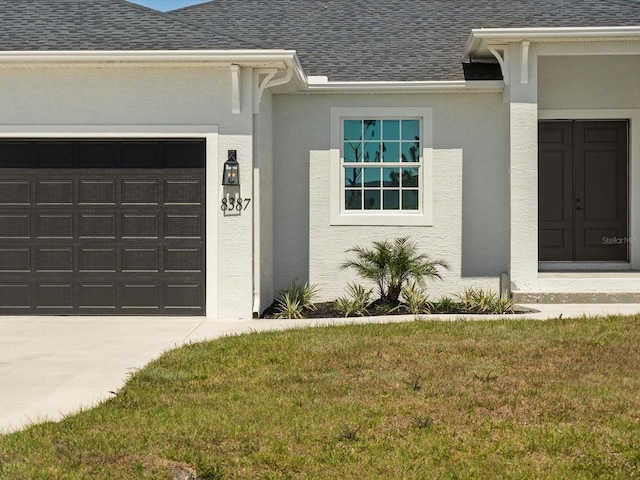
[222,150,239,185]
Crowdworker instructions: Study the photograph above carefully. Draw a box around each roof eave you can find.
[465,26,640,59]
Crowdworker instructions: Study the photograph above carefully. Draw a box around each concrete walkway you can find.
[2,303,640,434]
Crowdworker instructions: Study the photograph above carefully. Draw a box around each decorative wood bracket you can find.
[487,45,509,86]
[252,67,294,114]
[230,64,241,114]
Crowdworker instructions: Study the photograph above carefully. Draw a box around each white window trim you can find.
[329,107,433,226]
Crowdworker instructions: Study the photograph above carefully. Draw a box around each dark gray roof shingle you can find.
[0,0,257,51]
[171,0,640,81]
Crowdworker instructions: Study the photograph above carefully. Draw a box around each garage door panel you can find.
[165,283,202,309]
[0,139,205,315]
[36,180,73,205]
[165,180,202,205]
[35,143,74,168]
[79,214,116,238]
[122,214,159,238]
[36,283,73,308]
[79,283,117,309]
[165,247,202,272]
[36,247,73,272]
[0,248,31,272]
[78,248,116,272]
[0,214,31,238]
[165,214,202,238]
[37,214,73,238]
[79,180,116,205]
[122,180,160,205]
[122,283,160,309]
[0,181,31,205]
[0,283,31,308]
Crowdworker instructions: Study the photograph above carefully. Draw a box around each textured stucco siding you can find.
[539,55,640,110]
[0,65,255,318]
[273,93,509,302]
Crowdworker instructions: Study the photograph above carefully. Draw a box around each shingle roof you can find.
[0,0,257,51]
[171,0,640,81]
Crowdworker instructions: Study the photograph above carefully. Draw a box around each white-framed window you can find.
[330,107,433,226]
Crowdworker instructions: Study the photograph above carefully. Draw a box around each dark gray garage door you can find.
[0,139,205,315]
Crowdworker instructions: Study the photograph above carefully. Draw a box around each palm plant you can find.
[342,237,448,304]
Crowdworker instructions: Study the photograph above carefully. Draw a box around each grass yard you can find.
[1,316,639,479]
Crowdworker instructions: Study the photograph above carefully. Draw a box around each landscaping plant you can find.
[274,278,318,319]
[334,283,374,317]
[342,236,448,304]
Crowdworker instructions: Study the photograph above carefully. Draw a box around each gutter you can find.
[305,77,504,93]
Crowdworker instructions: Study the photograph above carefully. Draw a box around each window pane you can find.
[363,120,381,140]
[402,167,419,187]
[383,168,400,187]
[402,120,420,141]
[383,190,400,210]
[364,190,380,210]
[382,142,400,162]
[344,142,361,162]
[344,120,362,141]
[383,120,400,140]
[363,168,380,187]
[401,142,420,163]
[345,190,362,210]
[344,167,362,188]
[402,190,419,210]
[363,142,381,163]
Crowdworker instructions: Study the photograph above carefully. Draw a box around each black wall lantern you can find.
[222,150,239,186]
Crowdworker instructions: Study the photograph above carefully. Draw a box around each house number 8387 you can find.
[221,197,251,212]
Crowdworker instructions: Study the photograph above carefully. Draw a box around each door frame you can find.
[539,109,639,271]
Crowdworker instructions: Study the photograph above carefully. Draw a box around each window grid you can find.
[342,119,421,212]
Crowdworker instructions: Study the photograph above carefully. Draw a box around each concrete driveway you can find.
[2,303,640,433]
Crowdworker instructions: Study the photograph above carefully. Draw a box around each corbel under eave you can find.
[230,64,241,114]
[252,67,294,114]
[487,45,509,102]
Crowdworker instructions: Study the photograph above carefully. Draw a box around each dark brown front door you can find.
[539,120,628,262]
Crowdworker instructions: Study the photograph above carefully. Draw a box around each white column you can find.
[508,43,539,293]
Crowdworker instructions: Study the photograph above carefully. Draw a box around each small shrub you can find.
[274,279,318,319]
[274,293,304,319]
[342,237,448,303]
[334,283,373,317]
[456,288,514,314]
[432,296,458,313]
[401,282,431,314]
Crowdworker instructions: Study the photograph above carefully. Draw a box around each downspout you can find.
[252,67,294,317]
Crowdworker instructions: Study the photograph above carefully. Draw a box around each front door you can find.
[538,120,628,262]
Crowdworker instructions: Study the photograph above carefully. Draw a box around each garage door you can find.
[0,139,205,315]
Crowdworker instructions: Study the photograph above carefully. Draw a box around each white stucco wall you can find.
[0,65,255,318]
[273,93,510,302]
[539,55,640,110]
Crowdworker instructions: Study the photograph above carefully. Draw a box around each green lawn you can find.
[1,316,639,479]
